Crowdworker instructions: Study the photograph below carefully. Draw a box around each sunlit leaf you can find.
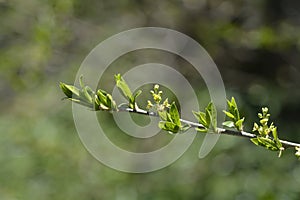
[158,121,179,133]
[205,102,218,131]
[223,111,235,120]
[205,106,211,130]
[222,121,235,128]
[181,124,191,132]
[195,127,208,133]
[67,98,93,108]
[192,111,207,127]
[235,117,244,131]
[133,90,142,99]
[169,102,180,126]
[210,102,217,131]
[60,82,80,98]
[81,86,93,104]
[115,74,133,101]
[251,136,280,151]
[95,89,117,110]
[158,110,168,121]
[230,97,237,108]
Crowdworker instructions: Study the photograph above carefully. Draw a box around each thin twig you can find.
[113,106,300,149]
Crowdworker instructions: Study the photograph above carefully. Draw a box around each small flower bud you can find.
[154,84,159,91]
[153,94,161,103]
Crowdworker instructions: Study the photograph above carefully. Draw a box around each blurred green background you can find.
[1,0,300,199]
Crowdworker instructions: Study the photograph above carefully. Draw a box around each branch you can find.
[59,74,300,159]
[116,106,300,149]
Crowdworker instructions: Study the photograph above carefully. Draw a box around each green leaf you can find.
[60,82,80,98]
[257,137,279,151]
[94,94,101,107]
[272,127,282,148]
[223,111,235,120]
[260,118,268,125]
[96,89,117,110]
[205,107,211,129]
[81,86,93,104]
[60,80,95,108]
[158,111,168,121]
[199,112,207,127]
[193,102,217,132]
[250,138,259,146]
[79,78,93,102]
[227,97,236,114]
[79,75,85,88]
[195,127,208,133]
[222,121,235,128]
[210,102,217,130]
[108,94,117,110]
[227,97,240,120]
[86,86,94,95]
[272,127,278,141]
[181,124,191,132]
[62,76,95,108]
[230,97,237,110]
[251,136,280,151]
[158,121,179,133]
[158,102,182,134]
[128,90,142,110]
[99,104,109,110]
[114,74,141,110]
[60,76,117,111]
[235,109,240,120]
[133,90,142,99]
[224,97,245,131]
[205,102,217,131]
[115,74,133,101]
[169,102,180,126]
[192,111,199,119]
[235,117,244,131]
[192,111,207,127]
[67,98,93,108]
[97,89,107,103]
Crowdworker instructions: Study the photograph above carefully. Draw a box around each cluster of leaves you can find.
[222,97,245,131]
[60,74,142,112]
[146,84,189,134]
[251,108,284,157]
[60,76,117,111]
[192,103,217,133]
[60,74,300,159]
[157,102,184,134]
